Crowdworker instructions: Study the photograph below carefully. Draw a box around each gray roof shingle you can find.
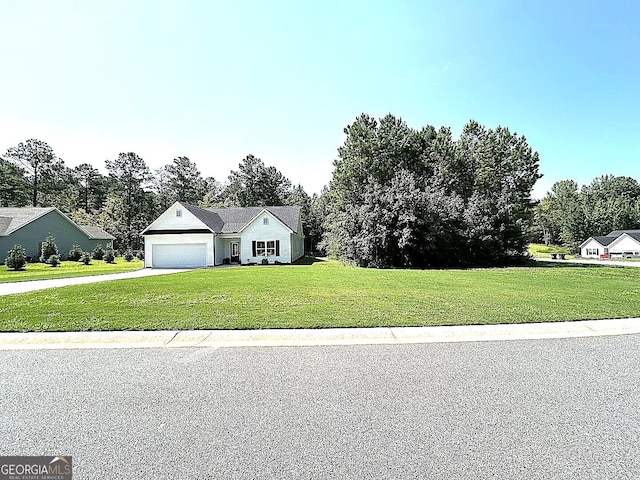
[607,229,640,237]
[592,236,617,246]
[0,207,56,235]
[180,203,301,234]
[79,225,116,240]
[0,207,112,240]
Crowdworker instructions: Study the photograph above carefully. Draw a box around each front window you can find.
[255,240,278,256]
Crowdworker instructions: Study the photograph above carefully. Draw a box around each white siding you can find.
[146,202,208,231]
[144,233,214,268]
[581,239,605,258]
[609,235,640,256]
[240,211,292,263]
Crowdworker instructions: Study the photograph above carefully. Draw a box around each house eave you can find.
[143,229,214,235]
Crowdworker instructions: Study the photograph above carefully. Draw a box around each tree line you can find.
[14,113,623,266]
[1,140,322,252]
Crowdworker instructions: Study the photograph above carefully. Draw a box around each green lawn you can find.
[1,258,640,332]
[528,243,575,259]
[0,258,144,283]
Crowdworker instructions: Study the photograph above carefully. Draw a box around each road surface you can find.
[1,336,638,479]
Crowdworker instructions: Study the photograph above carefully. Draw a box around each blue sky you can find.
[1,0,639,198]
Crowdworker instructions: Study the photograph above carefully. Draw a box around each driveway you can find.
[0,268,188,296]
[534,257,640,267]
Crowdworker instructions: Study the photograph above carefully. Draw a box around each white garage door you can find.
[152,244,207,268]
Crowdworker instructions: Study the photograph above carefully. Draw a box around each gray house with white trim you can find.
[142,202,304,268]
[0,207,114,260]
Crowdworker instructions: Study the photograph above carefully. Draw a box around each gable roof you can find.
[79,225,115,240]
[580,235,617,249]
[0,207,57,235]
[592,236,617,246]
[625,232,640,242]
[608,231,640,249]
[607,229,640,238]
[0,207,112,240]
[179,203,301,234]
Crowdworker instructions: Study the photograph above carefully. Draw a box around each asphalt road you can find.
[1,336,639,479]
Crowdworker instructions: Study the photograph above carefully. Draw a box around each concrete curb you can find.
[1,318,639,350]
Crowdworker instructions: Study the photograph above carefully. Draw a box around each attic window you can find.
[176,209,182,217]
[263,217,269,225]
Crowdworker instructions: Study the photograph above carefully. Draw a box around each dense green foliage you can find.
[39,235,59,264]
[7,124,635,262]
[2,260,640,331]
[5,244,26,270]
[68,243,83,262]
[104,248,115,264]
[534,175,640,251]
[92,243,105,260]
[3,139,61,207]
[321,115,541,267]
[0,159,30,206]
[80,252,91,265]
[3,140,313,252]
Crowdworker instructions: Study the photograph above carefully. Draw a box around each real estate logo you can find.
[0,456,72,480]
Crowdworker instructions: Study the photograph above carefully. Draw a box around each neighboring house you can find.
[580,230,640,258]
[0,207,114,259]
[142,202,304,268]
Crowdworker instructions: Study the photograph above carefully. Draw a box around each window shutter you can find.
[276,240,280,256]
[252,241,257,257]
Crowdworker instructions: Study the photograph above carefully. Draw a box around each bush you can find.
[92,243,105,260]
[39,235,59,263]
[136,250,144,261]
[104,248,115,264]
[68,242,83,261]
[124,250,134,262]
[48,254,61,267]
[5,244,27,271]
[261,258,269,265]
[80,252,91,265]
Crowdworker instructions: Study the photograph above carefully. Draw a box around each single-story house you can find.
[142,202,304,268]
[0,207,115,260]
[580,230,640,258]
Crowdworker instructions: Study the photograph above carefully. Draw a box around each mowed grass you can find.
[2,259,640,332]
[0,258,144,283]
[528,243,574,259]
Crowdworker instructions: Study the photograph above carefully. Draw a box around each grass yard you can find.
[528,243,574,259]
[0,258,144,283]
[1,258,640,332]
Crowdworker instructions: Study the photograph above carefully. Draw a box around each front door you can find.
[230,242,240,263]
